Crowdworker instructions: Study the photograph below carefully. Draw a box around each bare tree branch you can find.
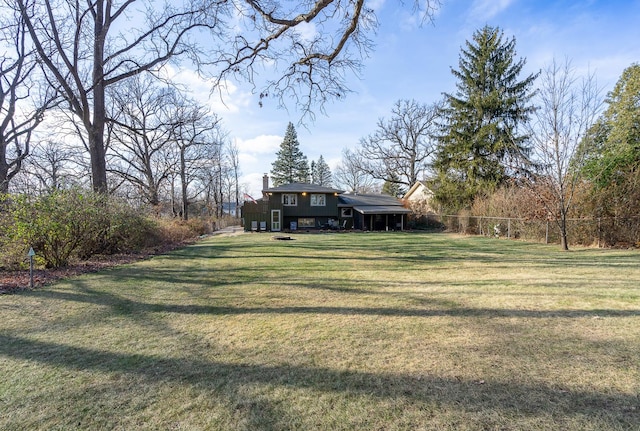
[517,58,602,250]
[357,99,441,189]
[0,5,55,192]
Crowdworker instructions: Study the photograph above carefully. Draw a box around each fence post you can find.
[507,218,511,239]
[545,221,549,244]
[28,247,36,289]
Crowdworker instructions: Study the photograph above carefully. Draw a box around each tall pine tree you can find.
[311,155,333,186]
[432,25,538,212]
[271,122,310,186]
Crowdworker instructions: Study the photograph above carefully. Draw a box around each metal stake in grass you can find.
[27,247,36,289]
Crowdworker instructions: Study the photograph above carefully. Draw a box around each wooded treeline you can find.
[0,0,441,268]
[1,0,638,269]
[331,26,639,250]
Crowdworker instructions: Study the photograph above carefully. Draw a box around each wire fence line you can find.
[412,214,640,248]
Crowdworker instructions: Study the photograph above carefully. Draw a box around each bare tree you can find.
[0,7,53,193]
[108,75,177,207]
[26,140,79,191]
[169,94,222,220]
[196,135,228,218]
[199,137,241,219]
[16,0,219,192]
[357,99,441,190]
[225,140,241,218]
[520,59,602,250]
[17,0,439,193]
[333,148,376,193]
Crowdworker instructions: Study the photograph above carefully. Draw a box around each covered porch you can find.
[352,205,411,231]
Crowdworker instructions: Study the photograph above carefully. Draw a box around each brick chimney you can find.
[262,174,269,199]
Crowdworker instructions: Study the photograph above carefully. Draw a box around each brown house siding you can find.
[278,193,340,230]
[241,200,270,230]
[243,192,342,231]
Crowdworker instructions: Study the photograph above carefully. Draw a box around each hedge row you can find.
[0,189,207,269]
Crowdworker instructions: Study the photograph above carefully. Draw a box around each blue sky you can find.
[175,0,640,198]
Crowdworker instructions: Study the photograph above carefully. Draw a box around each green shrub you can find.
[1,189,166,268]
[0,196,22,270]
[4,189,106,268]
[76,197,161,257]
[0,189,218,269]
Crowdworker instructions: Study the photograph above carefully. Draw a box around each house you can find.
[403,181,435,215]
[241,175,411,232]
[263,182,344,231]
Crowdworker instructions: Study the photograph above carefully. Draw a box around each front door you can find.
[271,210,281,232]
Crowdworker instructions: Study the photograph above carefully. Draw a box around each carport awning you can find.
[353,206,412,215]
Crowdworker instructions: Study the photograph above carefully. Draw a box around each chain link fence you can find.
[410,214,640,248]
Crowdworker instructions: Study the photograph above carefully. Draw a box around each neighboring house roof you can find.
[263,182,345,194]
[339,193,411,214]
[403,181,433,201]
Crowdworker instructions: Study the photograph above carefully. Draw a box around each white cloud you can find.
[469,0,515,21]
[399,12,421,31]
[239,172,268,199]
[238,152,259,167]
[235,135,281,155]
[326,155,342,171]
[368,0,387,12]
[157,64,252,114]
[234,134,283,196]
[294,21,318,42]
[397,0,442,30]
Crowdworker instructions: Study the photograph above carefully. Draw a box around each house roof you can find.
[338,193,404,207]
[403,181,433,200]
[263,182,344,194]
[353,205,412,215]
[339,193,411,214]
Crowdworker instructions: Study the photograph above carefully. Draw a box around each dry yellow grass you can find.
[1,232,639,430]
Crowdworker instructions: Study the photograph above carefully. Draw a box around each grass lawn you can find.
[1,232,639,430]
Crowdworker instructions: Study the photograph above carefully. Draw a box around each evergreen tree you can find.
[432,25,538,212]
[580,64,640,236]
[270,122,310,186]
[381,172,403,197]
[582,64,640,188]
[311,155,333,186]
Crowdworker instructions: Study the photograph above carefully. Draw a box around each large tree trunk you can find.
[90,1,108,193]
[559,214,569,251]
[89,125,108,193]
[0,144,28,194]
[0,159,9,194]
[147,182,160,207]
[180,148,189,220]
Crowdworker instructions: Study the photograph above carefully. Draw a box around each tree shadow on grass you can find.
[21,287,640,319]
[0,332,637,429]
[164,236,640,270]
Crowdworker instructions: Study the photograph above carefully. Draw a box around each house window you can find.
[298,217,315,228]
[341,208,353,217]
[310,194,326,206]
[282,193,297,206]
